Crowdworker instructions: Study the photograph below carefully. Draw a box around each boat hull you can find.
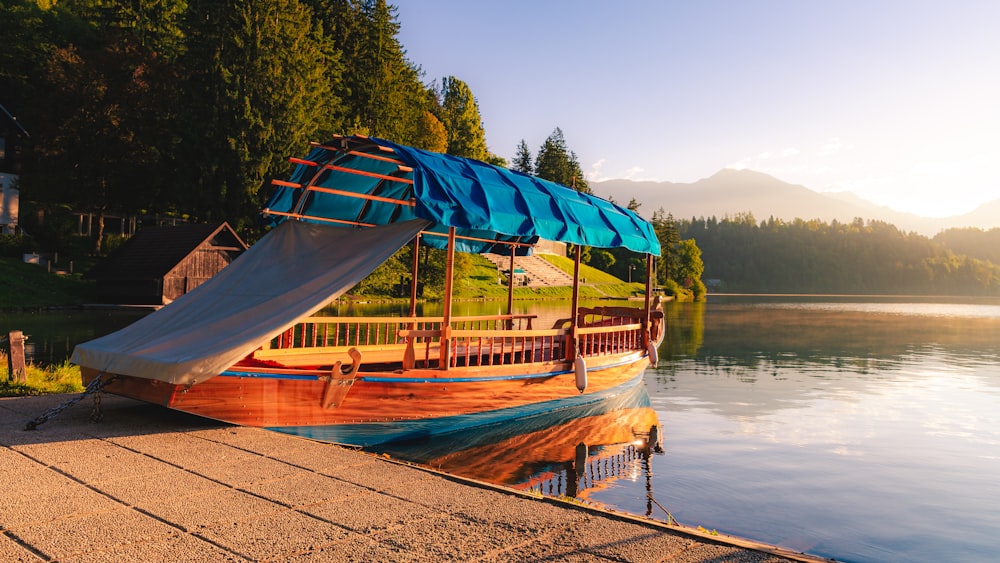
[82,352,650,447]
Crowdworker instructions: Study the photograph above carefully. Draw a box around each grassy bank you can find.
[0,258,94,309]
[433,253,645,302]
[1,253,652,309]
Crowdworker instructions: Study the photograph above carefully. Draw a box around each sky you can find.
[394,1,1000,218]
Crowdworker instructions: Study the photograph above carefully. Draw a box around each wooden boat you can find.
[72,136,664,446]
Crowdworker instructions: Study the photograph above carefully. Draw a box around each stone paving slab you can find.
[1,394,828,562]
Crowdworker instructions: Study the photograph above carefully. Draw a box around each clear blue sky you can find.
[395,1,999,218]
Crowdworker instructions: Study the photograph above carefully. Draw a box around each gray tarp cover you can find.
[71,219,429,385]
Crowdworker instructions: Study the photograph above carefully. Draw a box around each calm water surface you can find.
[1,309,148,366]
[376,296,1000,562]
[8,297,1000,562]
[637,296,1000,562]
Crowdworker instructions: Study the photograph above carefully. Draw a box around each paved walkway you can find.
[1,394,827,562]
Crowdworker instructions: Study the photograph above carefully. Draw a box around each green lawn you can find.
[0,258,94,309]
[448,254,641,301]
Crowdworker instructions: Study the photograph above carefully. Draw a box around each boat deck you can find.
[1,393,825,562]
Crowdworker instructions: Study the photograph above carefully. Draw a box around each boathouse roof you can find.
[86,222,246,281]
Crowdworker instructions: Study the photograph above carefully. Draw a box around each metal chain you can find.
[23,374,119,431]
[90,386,104,423]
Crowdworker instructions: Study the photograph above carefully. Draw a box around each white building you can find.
[0,172,18,234]
[1,101,28,235]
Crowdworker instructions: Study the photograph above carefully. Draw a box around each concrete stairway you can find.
[482,253,575,288]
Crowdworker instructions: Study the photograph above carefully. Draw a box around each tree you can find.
[439,76,489,160]
[318,0,428,146]
[413,109,448,153]
[0,0,76,109]
[675,239,706,298]
[651,209,680,284]
[534,128,590,193]
[177,0,341,228]
[19,33,183,252]
[92,0,187,60]
[512,140,533,174]
[934,227,1000,265]
[588,249,616,272]
[674,215,1000,295]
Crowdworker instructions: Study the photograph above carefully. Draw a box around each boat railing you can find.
[446,327,568,368]
[255,314,536,366]
[262,315,535,349]
[576,306,648,359]
[261,316,434,353]
[254,309,648,370]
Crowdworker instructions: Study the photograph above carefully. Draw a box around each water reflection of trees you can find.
[698,306,1000,365]
[648,302,1000,418]
[657,301,705,361]
[659,303,1000,369]
[4,310,149,367]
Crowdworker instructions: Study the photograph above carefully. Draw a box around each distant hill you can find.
[959,199,1000,231]
[593,169,1000,237]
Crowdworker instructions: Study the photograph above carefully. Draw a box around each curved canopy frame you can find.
[263,136,660,256]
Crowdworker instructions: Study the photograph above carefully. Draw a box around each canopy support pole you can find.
[570,245,582,360]
[409,234,420,317]
[643,254,654,346]
[506,246,516,326]
[440,227,456,369]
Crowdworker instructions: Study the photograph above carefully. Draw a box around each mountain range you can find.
[592,169,1000,237]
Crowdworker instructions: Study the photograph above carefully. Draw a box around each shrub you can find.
[0,234,35,257]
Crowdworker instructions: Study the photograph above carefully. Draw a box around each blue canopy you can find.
[263,136,660,256]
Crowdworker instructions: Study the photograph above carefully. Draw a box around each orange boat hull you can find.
[83,351,649,446]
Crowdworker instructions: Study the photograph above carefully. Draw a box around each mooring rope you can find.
[23,373,118,431]
[648,492,679,526]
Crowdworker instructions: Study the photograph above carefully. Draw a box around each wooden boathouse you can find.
[85,222,247,305]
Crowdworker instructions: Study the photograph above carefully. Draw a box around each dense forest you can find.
[681,214,1000,295]
[2,0,712,299]
[0,0,590,246]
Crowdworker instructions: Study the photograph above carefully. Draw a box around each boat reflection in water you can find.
[369,379,664,509]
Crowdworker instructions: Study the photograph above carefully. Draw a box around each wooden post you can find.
[6,330,27,383]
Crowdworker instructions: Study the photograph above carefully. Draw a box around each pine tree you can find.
[102,0,187,59]
[318,0,427,145]
[177,0,340,227]
[534,128,590,193]
[652,209,681,284]
[512,140,533,174]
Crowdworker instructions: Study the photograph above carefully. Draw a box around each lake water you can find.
[642,296,1000,562]
[6,296,1000,562]
[1,309,149,366]
[385,295,1000,562]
